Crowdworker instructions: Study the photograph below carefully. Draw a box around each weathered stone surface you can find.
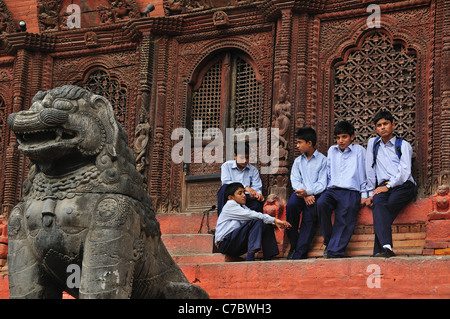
[7,85,209,299]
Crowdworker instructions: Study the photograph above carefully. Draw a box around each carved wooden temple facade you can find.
[0,0,449,253]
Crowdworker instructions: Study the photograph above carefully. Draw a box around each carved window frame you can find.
[186,50,263,177]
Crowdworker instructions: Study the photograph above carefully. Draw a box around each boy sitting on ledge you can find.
[214,182,291,261]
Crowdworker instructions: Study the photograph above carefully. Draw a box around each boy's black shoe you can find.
[287,249,295,260]
[374,247,396,258]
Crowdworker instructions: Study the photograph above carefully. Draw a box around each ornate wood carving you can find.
[37,0,141,32]
[0,0,16,35]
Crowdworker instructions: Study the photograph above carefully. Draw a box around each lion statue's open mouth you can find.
[7,85,209,299]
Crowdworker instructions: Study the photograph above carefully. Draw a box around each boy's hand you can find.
[295,189,307,198]
[305,195,315,206]
[373,186,389,195]
[274,218,291,230]
[255,193,265,202]
[360,197,368,207]
[245,186,257,199]
[366,197,373,208]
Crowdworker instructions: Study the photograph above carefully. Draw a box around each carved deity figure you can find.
[272,83,291,162]
[7,85,208,299]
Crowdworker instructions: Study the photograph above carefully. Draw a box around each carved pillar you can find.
[148,36,169,211]
[134,32,154,189]
[269,8,293,203]
[294,12,309,146]
[440,0,450,188]
[1,49,30,219]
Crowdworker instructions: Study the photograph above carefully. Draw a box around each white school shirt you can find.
[290,150,327,195]
[214,199,275,244]
[365,136,415,197]
[220,160,262,194]
[326,144,368,198]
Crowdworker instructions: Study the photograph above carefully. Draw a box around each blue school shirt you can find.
[221,160,262,194]
[327,144,368,198]
[214,199,275,244]
[365,136,415,197]
[290,150,327,195]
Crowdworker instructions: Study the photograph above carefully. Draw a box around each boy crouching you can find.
[215,183,291,261]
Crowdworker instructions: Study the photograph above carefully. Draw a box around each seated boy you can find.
[317,121,368,258]
[286,127,327,259]
[366,110,416,258]
[217,141,265,215]
[215,183,291,261]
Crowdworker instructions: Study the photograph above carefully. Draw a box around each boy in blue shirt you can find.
[366,110,416,257]
[217,141,264,215]
[286,127,327,259]
[215,183,291,261]
[317,121,368,258]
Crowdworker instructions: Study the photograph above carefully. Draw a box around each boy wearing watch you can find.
[366,110,416,257]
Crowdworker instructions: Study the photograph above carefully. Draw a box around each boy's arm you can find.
[326,148,332,186]
[221,162,234,185]
[387,141,414,189]
[311,156,328,195]
[223,201,275,224]
[290,158,306,191]
[365,138,377,197]
[249,166,263,194]
[358,146,368,199]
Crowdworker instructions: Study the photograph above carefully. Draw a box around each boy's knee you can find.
[372,193,387,206]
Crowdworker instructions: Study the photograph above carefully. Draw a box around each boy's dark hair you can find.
[295,127,317,146]
[334,120,355,136]
[234,140,250,156]
[224,182,245,200]
[373,110,395,125]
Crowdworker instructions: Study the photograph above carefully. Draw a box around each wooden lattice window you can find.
[82,70,128,125]
[191,52,262,139]
[333,31,417,148]
[232,56,263,132]
[192,59,223,139]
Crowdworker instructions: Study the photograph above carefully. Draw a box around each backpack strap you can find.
[372,136,403,168]
[372,137,381,168]
[395,136,403,159]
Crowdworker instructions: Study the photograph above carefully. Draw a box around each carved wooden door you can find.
[184,51,262,211]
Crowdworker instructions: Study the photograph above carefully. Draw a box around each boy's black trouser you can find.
[218,219,279,259]
[372,181,416,255]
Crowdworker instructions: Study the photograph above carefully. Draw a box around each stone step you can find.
[172,253,242,264]
[157,212,218,235]
[1,256,448,299]
[162,234,214,255]
[178,256,450,299]
[158,210,427,264]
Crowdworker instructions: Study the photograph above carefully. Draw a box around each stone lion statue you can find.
[7,85,208,299]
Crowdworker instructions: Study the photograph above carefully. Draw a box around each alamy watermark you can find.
[171,121,281,174]
[366,264,382,288]
[367,4,381,29]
